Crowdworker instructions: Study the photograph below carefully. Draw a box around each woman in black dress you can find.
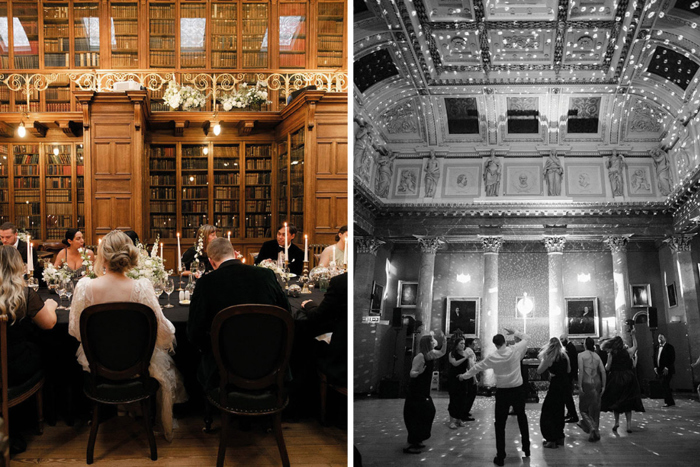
[601,329,644,433]
[403,331,447,454]
[448,336,468,428]
[181,224,217,273]
[537,337,571,448]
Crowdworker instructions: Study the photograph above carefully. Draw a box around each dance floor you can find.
[355,393,700,466]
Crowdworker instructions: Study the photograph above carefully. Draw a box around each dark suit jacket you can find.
[254,239,304,276]
[301,273,347,386]
[656,343,676,375]
[187,259,290,390]
[17,239,43,283]
[565,341,579,378]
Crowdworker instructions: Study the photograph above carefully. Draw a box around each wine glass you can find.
[196,260,206,279]
[63,280,74,308]
[57,280,67,310]
[27,277,39,293]
[153,280,164,308]
[163,277,175,308]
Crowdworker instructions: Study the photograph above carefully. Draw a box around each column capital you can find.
[543,236,567,253]
[356,236,385,255]
[667,234,695,252]
[480,236,504,253]
[415,235,444,254]
[603,235,631,253]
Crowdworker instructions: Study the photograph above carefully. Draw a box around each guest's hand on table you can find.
[45,298,58,311]
[301,299,314,309]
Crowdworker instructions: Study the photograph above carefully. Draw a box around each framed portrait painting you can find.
[630,284,651,308]
[564,297,599,338]
[370,281,384,315]
[445,297,479,337]
[397,280,418,308]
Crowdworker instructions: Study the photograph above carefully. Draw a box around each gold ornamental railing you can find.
[0,70,348,111]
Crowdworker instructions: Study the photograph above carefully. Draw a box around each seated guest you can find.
[54,229,95,278]
[188,237,289,390]
[318,225,348,268]
[123,230,140,246]
[255,223,304,276]
[181,224,217,273]
[69,230,187,441]
[0,246,57,452]
[0,222,41,281]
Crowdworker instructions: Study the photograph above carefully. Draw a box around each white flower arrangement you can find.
[16,230,29,243]
[163,80,206,111]
[192,232,204,265]
[127,240,172,284]
[151,234,160,258]
[257,258,294,279]
[42,262,72,284]
[218,82,270,111]
[78,247,96,278]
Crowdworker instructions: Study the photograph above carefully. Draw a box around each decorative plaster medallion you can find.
[356,237,386,255]
[382,101,419,135]
[628,101,663,133]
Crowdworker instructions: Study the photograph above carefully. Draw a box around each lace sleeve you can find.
[136,278,177,353]
[68,277,92,342]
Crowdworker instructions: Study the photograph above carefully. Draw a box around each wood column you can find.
[544,236,567,338]
[481,236,503,387]
[75,91,149,244]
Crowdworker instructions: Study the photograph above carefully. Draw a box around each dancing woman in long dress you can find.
[447,336,469,428]
[403,332,447,454]
[601,329,644,433]
[578,337,606,441]
[537,337,570,448]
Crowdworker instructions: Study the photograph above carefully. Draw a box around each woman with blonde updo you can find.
[537,337,570,448]
[68,230,187,441]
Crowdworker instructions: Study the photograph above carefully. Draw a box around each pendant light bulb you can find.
[17,122,26,138]
[53,146,59,156]
[213,123,221,136]
[203,146,209,155]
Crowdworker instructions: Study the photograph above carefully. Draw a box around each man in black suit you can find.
[560,334,579,422]
[0,222,41,282]
[655,333,676,407]
[188,237,290,390]
[254,223,304,276]
[450,305,473,335]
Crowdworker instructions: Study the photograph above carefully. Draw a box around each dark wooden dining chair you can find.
[0,314,45,467]
[207,305,294,467]
[309,244,328,268]
[79,303,159,464]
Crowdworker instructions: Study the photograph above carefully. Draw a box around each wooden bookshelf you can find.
[45,75,72,112]
[289,126,304,234]
[13,144,40,238]
[110,2,140,68]
[0,82,9,113]
[213,143,240,238]
[74,2,100,67]
[317,2,344,68]
[149,144,177,239]
[44,143,72,240]
[279,3,306,69]
[149,2,176,68]
[211,2,236,69]
[0,2,8,70]
[180,2,206,68]
[76,144,84,231]
[0,144,8,225]
[12,0,39,69]
[43,2,69,68]
[242,3,268,69]
[277,139,288,231]
[244,143,271,238]
[181,144,208,239]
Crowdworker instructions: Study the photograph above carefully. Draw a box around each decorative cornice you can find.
[415,235,444,254]
[603,235,631,253]
[356,236,386,255]
[666,234,695,252]
[481,236,504,253]
[543,236,567,253]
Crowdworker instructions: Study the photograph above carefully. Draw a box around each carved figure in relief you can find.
[354,119,374,185]
[606,151,626,197]
[483,150,501,197]
[424,151,440,197]
[374,147,397,198]
[630,169,651,193]
[398,169,417,194]
[543,151,564,196]
[649,147,672,196]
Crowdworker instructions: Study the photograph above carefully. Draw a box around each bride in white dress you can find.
[69,230,186,441]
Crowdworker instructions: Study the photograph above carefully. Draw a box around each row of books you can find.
[318,55,343,67]
[245,159,272,171]
[47,153,72,165]
[150,51,175,67]
[15,164,40,175]
[291,185,304,197]
[318,37,344,49]
[113,22,139,36]
[212,5,236,19]
[48,102,72,112]
[245,215,271,227]
[242,22,269,36]
[214,173,239,185]
[280,38,307,52]
[214,187,240,199]
[150,174,176,185]
[149,201,176,213]
[148,228,177,239]
[0,88,9,100]
[183,146,206,157]
[112,54,139,68]
[14,177,40,187]
[211,35,236,47]
[290,215,303,232]
[46,88,71,100]
[246,227,269,238]
[318,3,344,16]
[112,4,139,19]
[150,21,176,35]
[14,205,41,216]
[214,146,239,158]
[149,5,175,19]
[14,23,38,37]
[182,160,208,170]
[241,52,268,67]
[242,5,268,19]
[182,174,208,185]
[281,4,307,16]
[113,35,138,49]
[214,199,238,211]
[245,186,271,198]
[46,166,72,176]
[151,102,171,112]
[247,145,271,157]
[291,198,304,211]
[13,5,39,17]
[45,202,74,215]
[245,200,272,212]
[150,160,176,171]
[291,129,305,145]
[280,53,306,68]
[14,55,40,69]
[150,215,177,228]
[75,38,99,50]
[182,200,208,212]
[75,52,99,67]
[245,174,271,185]
[14,88,39,99]
[44,25,69,37]
[182,187,208,199]
[180,53,206,68]
[150,187,176,199]
[182,5,206,18]
[211,54,236,68]
[151,147,176,158]
[318,21,344,35]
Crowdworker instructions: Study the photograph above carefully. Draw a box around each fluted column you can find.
[603,236,632,345]
[415,236,443,334]
[354,236,385,393]
[481,236,503,387]
[544,236,567,338]
[668,235,700,384]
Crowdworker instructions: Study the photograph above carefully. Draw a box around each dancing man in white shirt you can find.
[459,327,530,466]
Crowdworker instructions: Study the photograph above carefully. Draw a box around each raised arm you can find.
[428,333,448,359]
[626,328,638,357]
[449,352,468,367]
[410,354,427,378]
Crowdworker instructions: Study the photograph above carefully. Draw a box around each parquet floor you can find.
[12,413,347,466]
[355,393,700,466]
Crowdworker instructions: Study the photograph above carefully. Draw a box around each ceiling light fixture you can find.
[17,121,26,138]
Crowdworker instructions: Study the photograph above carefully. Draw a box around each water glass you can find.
[57,281,67,310]
[27,277,39,293]
[163,278,175,308]
[64,280,74,308]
